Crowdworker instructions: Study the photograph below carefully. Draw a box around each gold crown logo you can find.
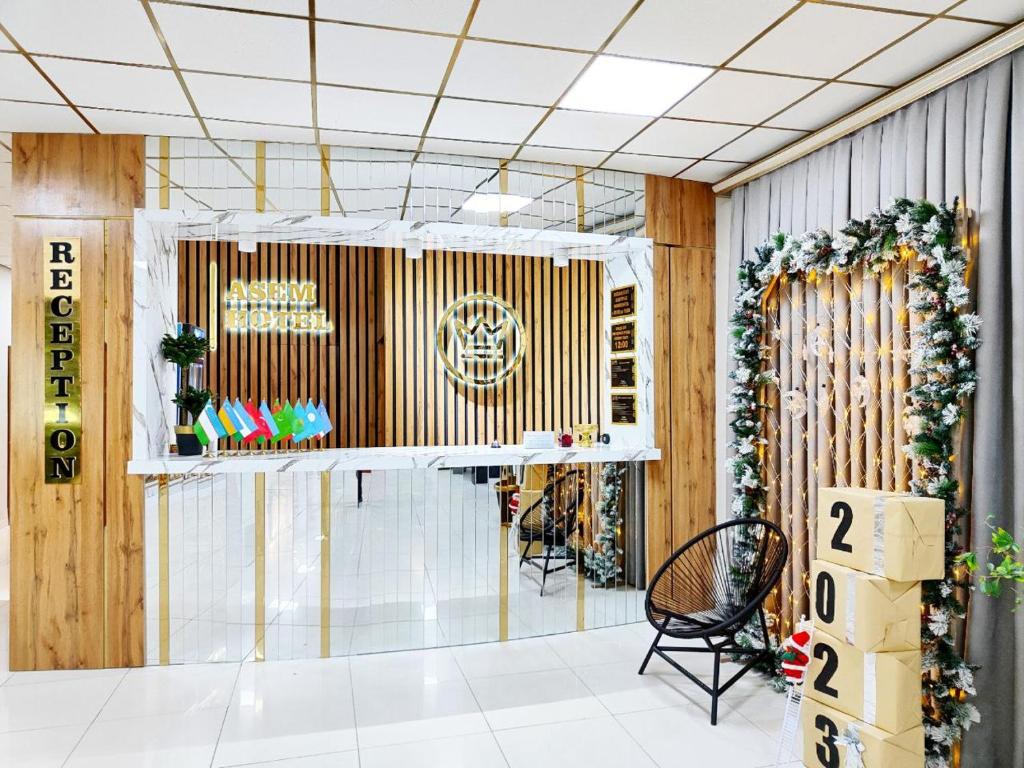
[454,316,508,363]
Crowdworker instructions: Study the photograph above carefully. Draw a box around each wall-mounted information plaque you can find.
[611,358,636,389]
[611,320,635,353]
[610,284,635,318]
[611,393,637,425]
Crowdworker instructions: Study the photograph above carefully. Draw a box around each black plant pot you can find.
[175,427,203,457]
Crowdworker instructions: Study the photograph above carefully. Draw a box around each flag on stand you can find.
[244,399,272,444]
[271,400,295,443]
[293,398,321,442]
[315,400,333,440]
[194,401,225,446]
[291,401,310,442]
[233,398,257,443]
[259,400,279,441]
[218,399,243,439]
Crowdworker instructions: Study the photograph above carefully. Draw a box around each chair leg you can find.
[710,648,722,726]
[518,542,529,569]
[540,545,552,596]
[638,630,662,675]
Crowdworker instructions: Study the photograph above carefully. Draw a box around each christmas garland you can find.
[585,463,625,585]
[727,198,980,768]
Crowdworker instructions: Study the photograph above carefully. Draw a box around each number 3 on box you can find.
[814,714,840,768]
[830,501,854,553]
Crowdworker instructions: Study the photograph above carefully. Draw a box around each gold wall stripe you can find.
[255,141,266,213]
[575,166,586,233]
[158,475,170,665]
[498,159,509,228]
[320,145,331,216]
[159,136,170,209]
[320,472,331,658]
[254,473,266,662]
[499,523,509,641]
[208,260,218,352]
[576,548,585,631]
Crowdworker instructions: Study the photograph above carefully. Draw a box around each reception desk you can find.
[129,445,659,665]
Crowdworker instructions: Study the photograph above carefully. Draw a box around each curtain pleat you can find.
[728,50,1024,767]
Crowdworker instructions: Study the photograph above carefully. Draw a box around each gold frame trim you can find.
[208,260,218,352]
[320,471,331,658]
[158,475,170,665]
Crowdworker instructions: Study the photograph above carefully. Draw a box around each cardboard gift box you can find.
[817,487,944,581]
[802,697,924,768]
[805,628,922,735]
[811,559,921,653]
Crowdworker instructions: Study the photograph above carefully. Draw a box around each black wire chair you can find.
[638,518,789,725]
[517,468,585,596]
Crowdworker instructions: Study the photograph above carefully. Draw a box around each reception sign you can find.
[43,237,82,483]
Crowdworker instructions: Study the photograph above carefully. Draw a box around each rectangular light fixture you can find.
[462,193,532,214]
[561,55,712,117]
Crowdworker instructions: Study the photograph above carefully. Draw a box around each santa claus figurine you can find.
[779,628,812,684]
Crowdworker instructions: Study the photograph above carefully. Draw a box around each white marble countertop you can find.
[126,444,661,475]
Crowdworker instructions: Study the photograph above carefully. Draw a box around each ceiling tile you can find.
[766,83,886,131]
[41,59,191,114]
[668,70,820,125]
[0,52,61,103]
[623,118,747,157]
[420,138,518,159]
[0,0,168,65]
[0,100,91,132]
[445,41,587,105]
[469,0,637,50]
[730,4,923,79]
[529,109,650,150]
[153,3,309,79]
[845,19,1001,86]
[607,0,798,65]
[316,0,474,34]
[849,0,953,10]
[82,108,204,136]
[178,0,309,12]
[678,159,746,183]
[953,0,1024,23]
[428,99,546,144]
[604,153,690,176]
[206,119,316,143]
[516,145,609,167]
[318,86,433,134]
[708,126,805,162]
[319,129,420,151]
[187,72,312,125]
[315,23,455,93]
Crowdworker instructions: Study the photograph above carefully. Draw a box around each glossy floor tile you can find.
[0,530,793,768]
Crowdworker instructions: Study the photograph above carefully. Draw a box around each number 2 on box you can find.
[814,714,840,768]
[830,501,854,553]
[813,642,839,698]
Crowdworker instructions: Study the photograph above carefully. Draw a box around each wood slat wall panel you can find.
[177,241,379,448]
[381,250,603,447]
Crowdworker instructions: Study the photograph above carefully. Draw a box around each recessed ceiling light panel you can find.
[462,193,533,213]
[561,55,712,117]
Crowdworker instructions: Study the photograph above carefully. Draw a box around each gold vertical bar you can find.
[158,475,170,665]
[255,141,266,213]
[208,259,218,352]
[498,159,509,228]
[575,166,586,233]
[499,522,509,641]
[320,471,331,658]
[159,136,170,209]
[576,466,585,631]
[319,145,330,216]
[254,473,266,661]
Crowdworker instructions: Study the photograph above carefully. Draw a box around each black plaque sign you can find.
[611,358,636,389]
[611,320,635,353]
[611,393,637,425]
[610,284,635,318]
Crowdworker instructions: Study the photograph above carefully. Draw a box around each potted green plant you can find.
[160,328,211,456]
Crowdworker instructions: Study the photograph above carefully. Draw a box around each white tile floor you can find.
[0,525,804,768]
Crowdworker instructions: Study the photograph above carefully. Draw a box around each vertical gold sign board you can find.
[43,237,82,484]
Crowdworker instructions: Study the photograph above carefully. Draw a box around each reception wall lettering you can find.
[43,237,82,483]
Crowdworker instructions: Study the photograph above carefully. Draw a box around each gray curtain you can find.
[728,50,1024,767]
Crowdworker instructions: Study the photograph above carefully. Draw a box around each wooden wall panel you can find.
[382,250,603,447]
[645,176,717,571]
[177,241,380,448]
[10,134,144,670]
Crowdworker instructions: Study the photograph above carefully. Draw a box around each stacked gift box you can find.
[802,487,945,768]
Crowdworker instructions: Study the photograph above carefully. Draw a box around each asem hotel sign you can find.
[43,237,82,483]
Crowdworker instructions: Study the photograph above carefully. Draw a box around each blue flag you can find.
[315,400,333,439]
[259,400,279,439]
